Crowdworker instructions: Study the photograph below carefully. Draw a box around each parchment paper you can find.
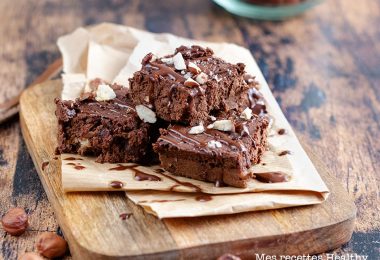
[57,23,329,218]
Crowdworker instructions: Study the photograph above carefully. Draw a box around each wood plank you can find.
[19,80,356,259]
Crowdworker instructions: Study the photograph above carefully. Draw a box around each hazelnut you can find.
[1,207,28,236]
[18,252,43,260]
[36,232,68,258]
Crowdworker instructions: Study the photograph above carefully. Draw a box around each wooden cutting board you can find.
[19,80,356,259]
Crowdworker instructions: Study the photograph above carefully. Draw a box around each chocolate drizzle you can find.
[109,164,162,182]
[195,195,213,202]
[74,165,85,170]
[41,161,49,171]
[134,172,161,181]
[154,169,202,192]
[110,181,124,189]
[119,213,133,220]
[150,62,185,82]
[278,150,291,156]
[255,172,289,183]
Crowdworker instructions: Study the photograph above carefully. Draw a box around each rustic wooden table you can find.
[0,0,379,259]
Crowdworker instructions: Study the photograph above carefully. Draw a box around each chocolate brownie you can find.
[153,113,269,188]
[129,45,252,126]
[55,84,153,163]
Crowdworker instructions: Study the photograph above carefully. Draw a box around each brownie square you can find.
[128,45,252,126]
[153,114,269,188]
[55,84,152,163]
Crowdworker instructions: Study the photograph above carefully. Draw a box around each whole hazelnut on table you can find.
[1,207,29,236]
[18,252,43,260]
[36,232,68,258]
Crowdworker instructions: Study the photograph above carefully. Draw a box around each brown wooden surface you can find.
[19,80,355,259]
[0,0,379,259]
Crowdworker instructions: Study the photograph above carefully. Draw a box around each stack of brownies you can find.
[55,45,269,188]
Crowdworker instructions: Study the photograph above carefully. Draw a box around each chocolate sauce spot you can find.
[119,213,133,220]
[109,164,135,171]
[110,181,123,189]
[66,163,76,166]
[134,172,161,181]
[277,129,286,135]
[278,150,291,156]
[195,195,212,202]
[64,157,83,161]
[41,161,49,171]
[261,163,266,166]
[255,172,289,183]
[74,165,86,170]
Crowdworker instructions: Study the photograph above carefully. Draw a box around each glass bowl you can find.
[212,0,324,20]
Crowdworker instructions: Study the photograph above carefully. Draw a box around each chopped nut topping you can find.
[184,78,200,87]
[95,84,116,101]
[208,120,234,132]
[136,105,157,123]
[240,107,253,120]
[188,123,205,134]
[161,57,174,64]
[207,140,222,149]
[173,53,186,70]
[187,62,201,74]
[195,72,208,84]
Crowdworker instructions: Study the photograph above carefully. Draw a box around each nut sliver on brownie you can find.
[153,115,269,188]
[128,45,251,126]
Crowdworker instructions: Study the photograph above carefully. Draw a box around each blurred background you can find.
[0,0,379,259]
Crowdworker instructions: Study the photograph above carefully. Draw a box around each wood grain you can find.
[18,80,355,259]
[0,0,379,259]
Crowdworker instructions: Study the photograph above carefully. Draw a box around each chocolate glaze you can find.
[150,62,185,82]
[278,128,286,135]
[110,181,123,189]
[119,213,133,220]
[195,195,213,202]
[278,150,291,156]
[154,169,202,192]
[41,161,49,171]
[109,164,161,181]
[255,172,289,183]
